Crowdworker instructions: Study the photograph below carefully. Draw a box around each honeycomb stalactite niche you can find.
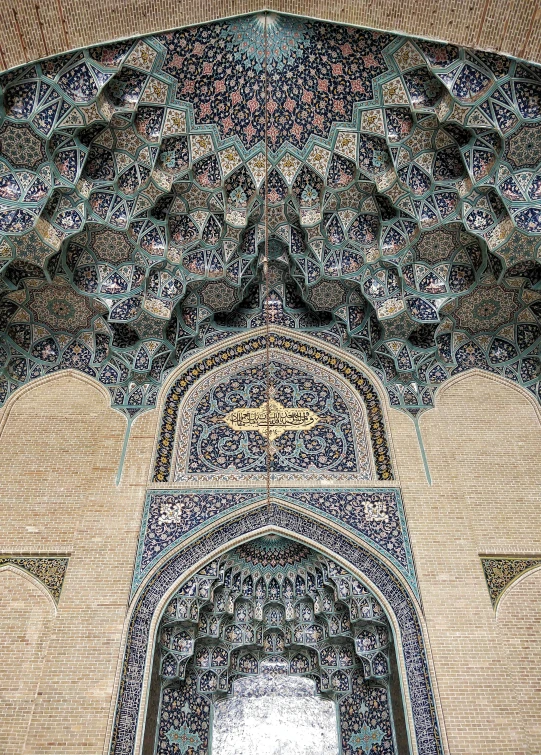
[151,536,402,755]
[0,12,540,419]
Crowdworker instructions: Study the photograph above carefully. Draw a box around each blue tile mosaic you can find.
[110,506,441,755]
[133,488,416,596]
[185,361,359,474]
[154,537,397,754]
[172,351,375,483]
[1,13,541,418]
[153,335,394,482]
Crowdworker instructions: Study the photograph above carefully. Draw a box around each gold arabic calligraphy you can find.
[223,399,319,440]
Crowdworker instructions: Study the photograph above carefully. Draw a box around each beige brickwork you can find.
[496,567,541,755]
[0,372,159,755]
[0,567,55,755]
[0,368,539,754]
[1,0,541,73]
[388,372,541,755]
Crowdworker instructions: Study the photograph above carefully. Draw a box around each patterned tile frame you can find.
[110,506,442,755]
[172,349,375,483]
[133,488,417,597]
[152,330,394,482]
[0,555,69,604]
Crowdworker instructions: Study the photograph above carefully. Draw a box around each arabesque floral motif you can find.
[0,12,541,419]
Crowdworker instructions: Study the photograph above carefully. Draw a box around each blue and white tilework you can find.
[110,506,441,755]
[153,335,394,482]
[154,537,397,754]
[172,351,373,483]
[133,488,416,596]
[0,14,540,418]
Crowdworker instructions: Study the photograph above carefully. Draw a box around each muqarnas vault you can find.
[0,12,540,419]
[1,9,541,755]
[151,538,403,755]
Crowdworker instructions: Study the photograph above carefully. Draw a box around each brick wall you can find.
[0,373,158,755]
[0,567,55,755]
[0,368,539,754]
[388,371,541,755]
[1,0,541,73]
[497,567,541,755]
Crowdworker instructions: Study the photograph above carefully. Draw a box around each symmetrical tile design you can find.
[480,555,541,608]
[161,17,389,151]
[181,359,362,475]
[172,350,374,483]
[340,674,394,755]
[153,335,393,482]
[154,536,397,755]
[111,506,442,755]
[157,673,208,755]
[134,488,415,594]
[0,555,69,603]
[0,14,540,419]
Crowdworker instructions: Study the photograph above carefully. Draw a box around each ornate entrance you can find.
[150,536,401,755]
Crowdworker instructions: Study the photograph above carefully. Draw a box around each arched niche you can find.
[171,349,375,484]
[152,332,395,484]
[0,565,56,755]
[144,534,409,755]
[496,566,541,753]
[108,507,443,755]
[0,370,125,484]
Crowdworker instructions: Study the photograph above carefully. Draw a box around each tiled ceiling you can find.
[0,12,540,417]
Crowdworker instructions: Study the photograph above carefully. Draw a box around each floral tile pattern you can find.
[154,537,397,755]
[480,555,541,607]
[172,352,374,483]
[152,335,393,482]
[186,360,359,474]
[133,487,415,594]
[111,508,442,755]
[0,13,540,417]
[0,555,69,603]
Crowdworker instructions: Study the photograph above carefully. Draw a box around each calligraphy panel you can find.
[173,352,374,483]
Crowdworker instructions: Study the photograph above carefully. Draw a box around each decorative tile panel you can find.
[157,673,209,755]
[173,351,374,483]
[480,555,541,608]
[154,335,393,482]
[133,488,415,596]
[0,555,69,604]
[340,673,395,755]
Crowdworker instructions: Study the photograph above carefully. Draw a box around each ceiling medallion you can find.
[0,12,540,419]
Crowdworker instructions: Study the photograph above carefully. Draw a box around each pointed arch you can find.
[0,563,58,616]
[426,370,541,426]
[108,505,445,755]
[151,328,396,483]
[0,564,57,755]
[0,369,118,441]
